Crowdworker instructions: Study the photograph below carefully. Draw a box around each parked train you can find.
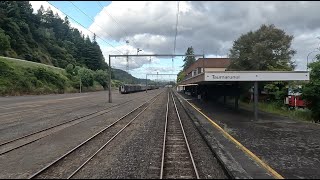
[119,84,159,94]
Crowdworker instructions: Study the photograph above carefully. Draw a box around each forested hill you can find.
[113,68,155,85]
[0,1,107,71]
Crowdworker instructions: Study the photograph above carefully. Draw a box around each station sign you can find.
[204,71,309,81]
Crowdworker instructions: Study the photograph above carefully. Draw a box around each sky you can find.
[29,1,320,81]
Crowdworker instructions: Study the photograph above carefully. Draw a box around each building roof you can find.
[184,58,231,74]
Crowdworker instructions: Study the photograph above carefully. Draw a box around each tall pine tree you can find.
[182,46,196,71]
[0,1,107,71]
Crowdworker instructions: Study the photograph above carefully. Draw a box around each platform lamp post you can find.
[307,49,320,71]
[307,37,320,71]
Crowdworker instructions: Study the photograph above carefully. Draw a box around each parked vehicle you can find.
[119,84,158,94]
[284,86,306,108]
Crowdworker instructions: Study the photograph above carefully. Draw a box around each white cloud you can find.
[90,1,320,71]
[99,43,161,71]
[31,1,320,73]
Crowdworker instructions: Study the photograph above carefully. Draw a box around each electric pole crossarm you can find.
[108,54,205,103]
[109,54,204,58]
[146,74,177,76]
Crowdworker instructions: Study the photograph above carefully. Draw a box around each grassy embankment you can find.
[0,56,105,96]
[238,100,313,122]
[224,96,313,122]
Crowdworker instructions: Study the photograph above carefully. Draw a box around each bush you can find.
[78,68,94,87]
[65,63,75,74]
[112,79,122,88]
[33,68,66,90]
[302,60,320,123]
[0,57,125,96]
[0,61,14,77]
[94,70,108,89]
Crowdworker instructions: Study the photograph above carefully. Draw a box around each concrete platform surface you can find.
[177,91,320,179]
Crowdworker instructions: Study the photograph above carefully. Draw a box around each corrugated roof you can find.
[184,58,231,74]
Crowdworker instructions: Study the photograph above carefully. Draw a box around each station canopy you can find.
[179,71,310,85]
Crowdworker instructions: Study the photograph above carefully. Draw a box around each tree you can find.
[93,33,96,43]
[0,1,106,70]
[94,70,108,90]
[182,46,196,71]
[228,24,296,71]
[37,5,44,17]
[302,55,320,123]
[65,63,74,74]
[78,67,94,87]
[177,71,185,83]
[0,28,10,54]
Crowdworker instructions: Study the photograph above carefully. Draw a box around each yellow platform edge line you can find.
[178,94,284,179]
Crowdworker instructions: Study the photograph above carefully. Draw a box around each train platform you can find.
[176,91,320,179]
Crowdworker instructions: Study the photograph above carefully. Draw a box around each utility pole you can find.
[108,55,112,103]
[254,81,258,121]
[126,54,129,72]
[126,40,129,72]
[146,74,148,93]
[80,75,82,93]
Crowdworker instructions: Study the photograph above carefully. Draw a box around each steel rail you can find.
[0,101,88,117]
[160,92,170,179]
[171,91,199,179]
[67,90,164,179]
[28,90,164,179]
[0,95,145,155]
[160,89,199,179]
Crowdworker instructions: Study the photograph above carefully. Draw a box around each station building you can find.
[178,57,236,101]
[177,57,309,120]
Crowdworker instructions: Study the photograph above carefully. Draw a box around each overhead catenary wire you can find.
[97,1,143,74]
[69,1,128,48]
[97,1,138,48]
[46,1,124,55]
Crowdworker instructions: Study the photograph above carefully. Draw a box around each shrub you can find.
[94,70,108,89]
[65,63,75,74]
[78,68,94,87]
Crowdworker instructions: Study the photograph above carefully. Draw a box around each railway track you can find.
[0,94,153,155]
[0,95,93,112]
[28,90,164,179]
[160,91,199,179]
[0,91,142,116]
[0,98,100,117]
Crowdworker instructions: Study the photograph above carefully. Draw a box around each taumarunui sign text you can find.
[211,75,241,79]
